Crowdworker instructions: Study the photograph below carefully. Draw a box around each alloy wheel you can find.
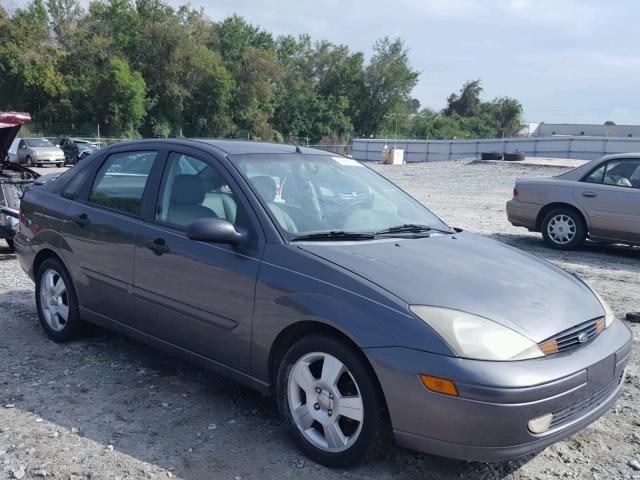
[39,269,70,332]
[287,352,364,452]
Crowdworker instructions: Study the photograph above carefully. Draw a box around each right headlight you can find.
[410,305,544,361]
[588,287,615,328]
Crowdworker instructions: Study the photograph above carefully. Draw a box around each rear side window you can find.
[61,169,90,200]
[583,159,640,188]
[89,151,157,215]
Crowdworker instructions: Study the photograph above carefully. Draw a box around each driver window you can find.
[155,153,240,230]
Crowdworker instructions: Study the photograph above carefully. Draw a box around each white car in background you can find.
[17,137,65,167]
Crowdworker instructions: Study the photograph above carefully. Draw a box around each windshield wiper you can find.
[291,231,375,242]
[375,224,453,235]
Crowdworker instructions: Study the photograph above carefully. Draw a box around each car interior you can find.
[585,159,640,188]
[156,154,238,229]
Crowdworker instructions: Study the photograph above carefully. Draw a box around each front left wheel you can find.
[35,257,86,342]
[276,334,383,467]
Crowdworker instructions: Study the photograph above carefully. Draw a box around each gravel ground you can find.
[1,159,638,480]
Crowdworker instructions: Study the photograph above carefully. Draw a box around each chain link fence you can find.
[20,123,354,156]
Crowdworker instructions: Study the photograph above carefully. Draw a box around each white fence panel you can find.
[350,136,640,163]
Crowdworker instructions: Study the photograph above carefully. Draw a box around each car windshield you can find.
[26,138,54,148]
[233,153,449,238]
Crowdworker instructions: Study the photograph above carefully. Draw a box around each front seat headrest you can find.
[170,174,207,205]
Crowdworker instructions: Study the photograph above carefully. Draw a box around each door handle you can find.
[145,238,170,255]
[74,213,90,226]
[582,191,597,198]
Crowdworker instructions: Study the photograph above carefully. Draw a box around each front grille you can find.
[549,373,623,430]
[538,317,605,356]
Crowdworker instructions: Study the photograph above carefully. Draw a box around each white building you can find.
[534,123,640,137]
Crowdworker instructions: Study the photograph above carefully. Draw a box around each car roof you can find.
[104,138,330,156]
[599,152,640,161]
[193,139,327,156]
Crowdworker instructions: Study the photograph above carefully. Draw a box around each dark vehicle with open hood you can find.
[14,139,632,467]
[0,112,41,251]
[58,137,101,165]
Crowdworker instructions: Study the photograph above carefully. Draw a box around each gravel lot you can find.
[1,159,638,480]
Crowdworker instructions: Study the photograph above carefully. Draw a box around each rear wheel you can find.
[277,334,383,467]
[35,258,86,341]
[541,208,586,250]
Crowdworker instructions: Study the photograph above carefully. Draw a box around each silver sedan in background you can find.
[507,153,640,249]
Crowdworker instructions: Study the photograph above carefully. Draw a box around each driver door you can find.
[132,148,264,372]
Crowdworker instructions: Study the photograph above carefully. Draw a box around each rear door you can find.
[132,147,264,372]
[574,158,640,242]
[62,147,164,324]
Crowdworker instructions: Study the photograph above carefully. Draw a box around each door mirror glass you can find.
[186,217,245,245]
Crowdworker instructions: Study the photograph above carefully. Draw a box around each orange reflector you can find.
[538,338,558,355]
[595,318,605,334]
[419,374,458,396]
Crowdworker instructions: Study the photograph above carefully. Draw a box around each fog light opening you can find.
[419,374,458,396]
[528,413,553,434]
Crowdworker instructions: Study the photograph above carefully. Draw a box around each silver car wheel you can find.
[39,269,69,332]
[287,352,364,453]
[547,214,576,245]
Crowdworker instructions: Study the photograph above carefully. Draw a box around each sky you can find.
[185,0,640,125]
[8,0,640,124]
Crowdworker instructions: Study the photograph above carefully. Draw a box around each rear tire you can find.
[276,334,383,468]
[541,208,586,250]
[35,257,86,342]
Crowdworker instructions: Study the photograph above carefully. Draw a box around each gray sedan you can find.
[507,153,640,249]
[14,140,631,467]
[17,137,65,167]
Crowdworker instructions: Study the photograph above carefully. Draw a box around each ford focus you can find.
[15,140,631,467]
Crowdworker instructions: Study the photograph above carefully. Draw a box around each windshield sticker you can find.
[333,157,363,167]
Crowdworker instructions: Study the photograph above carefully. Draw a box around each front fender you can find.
[249,244,454,383]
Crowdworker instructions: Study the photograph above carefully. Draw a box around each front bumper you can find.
[366,319,632,462]
[506,199,542,230]
[33,157,64,164]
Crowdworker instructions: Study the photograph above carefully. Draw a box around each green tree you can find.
[351,37,419,136]
[46,0,82,48]
[444,79,483,117]
[93,57,146,134]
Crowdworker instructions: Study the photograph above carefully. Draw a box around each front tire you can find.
[35,257,85,342]
[541,208,586,250]
[276,334,383,467]
[5,238,15,252]
[26,156,33,167]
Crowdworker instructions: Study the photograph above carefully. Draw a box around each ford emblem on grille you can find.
[578,332,589,343]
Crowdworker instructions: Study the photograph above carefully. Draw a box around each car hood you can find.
[0,112,30,160]
[298,231,604,343]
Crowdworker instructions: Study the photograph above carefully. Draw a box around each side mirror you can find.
[186,217,245,245]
